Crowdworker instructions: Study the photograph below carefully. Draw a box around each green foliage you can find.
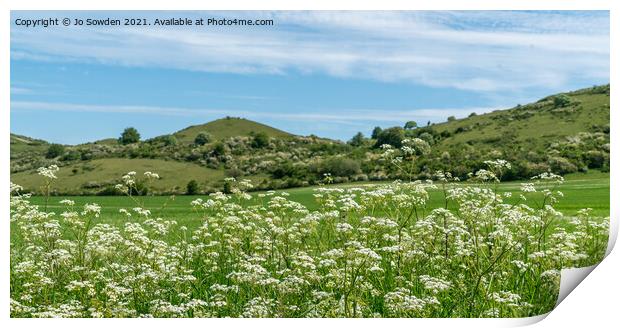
[447,116,456,122]
[186,179,200,195]
[9,165,609,318]
[371,126,382,139]
[251,132,270,149]
[553,94,572,108]
[8,85,612,194]
[211,142,226,156]
[162,135,177,146]
[375,127,405,148]
[119,127,140,145]
[194,132,211,145]
[404,121,418,130]
[348,132,365,147]
[45,144,65,159]
[318,157,361,177]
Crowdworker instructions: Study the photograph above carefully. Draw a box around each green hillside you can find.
[11,158,226,195]
[431,85,609,148]
[10,85,610,195]
[173,117,293,143]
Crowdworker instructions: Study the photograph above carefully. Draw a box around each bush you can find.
[162,135,178,146]
[251,132,269,149]
[371,126,382,139]
[212,143,226,156]
[46,144,65,159]
[119,127,140,145]
[548,156,578,174]
[447,116,456,122]
[319,157,361,177]
[186,180,200,195]
[375,127,405,148]
[348,132,365,147]
[61,150,80,161]
[194,132,212,146]
[553,94,571,108]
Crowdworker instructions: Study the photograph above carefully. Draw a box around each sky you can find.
[10,11,610,144]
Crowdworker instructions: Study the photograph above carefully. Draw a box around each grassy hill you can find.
[10,85,610,195]
[173,117,293,143]
[11,158,226,194]
[430,85,609,148]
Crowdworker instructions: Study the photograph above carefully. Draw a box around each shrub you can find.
[119,127,140,145]
[319,157,361,177]
[211,142,226,156]
[162,135,177,146]
[186,180,200,195]
[251,132,270,148]
[375,127,405,148]
[348,132,365,147]
[46,144,65,159]
[548,156,578,174]
[553,94,571,108]
[194,132,212,146]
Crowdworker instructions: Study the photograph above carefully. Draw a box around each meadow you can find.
[24,170,609,232]
[10,144,610,318]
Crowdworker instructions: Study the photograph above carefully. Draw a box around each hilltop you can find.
[10,85,610,195]
[173,117,293,143]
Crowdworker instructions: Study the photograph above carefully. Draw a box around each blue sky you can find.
[10,11,609,144]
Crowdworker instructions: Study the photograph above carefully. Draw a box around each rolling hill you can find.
[10,85,610,195]
[173,117,293,143]
[431,85,609,148]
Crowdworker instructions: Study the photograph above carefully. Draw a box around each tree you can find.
[447,116,456,122]
[348,132,365,147]
[186,180,200,195]
[194,132,211,146]
[162,135,177,146]
[251,132,269,148]
[46,144,65,159]
[371,126,383,139]
[469,112,477,117]
[404,121,418,130]
[375,127,405,148]
[119,127,140,145]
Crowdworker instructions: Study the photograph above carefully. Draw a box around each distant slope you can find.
[11,158,225,194]
[9,85,610,195]
[173,117,293,143]
[11,133,49,172]
[429,85,610,150]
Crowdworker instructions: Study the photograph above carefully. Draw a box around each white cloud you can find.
[10,11,609,92]
[11,100,497,124]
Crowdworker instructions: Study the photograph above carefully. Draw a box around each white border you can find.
[2,1,616,327]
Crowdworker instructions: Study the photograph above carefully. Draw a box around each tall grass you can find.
[10,142,609,317]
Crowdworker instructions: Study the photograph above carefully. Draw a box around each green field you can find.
[24,171,609,234]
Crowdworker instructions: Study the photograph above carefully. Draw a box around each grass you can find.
[173,117,293,143]
[431,86,609,148]
[11,158,225,194]
[24,170,609,234]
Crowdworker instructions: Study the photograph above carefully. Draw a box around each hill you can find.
[10,85,610,195]
[431,85,609,148]
[11,158,225,195]
[173,117,293,143]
